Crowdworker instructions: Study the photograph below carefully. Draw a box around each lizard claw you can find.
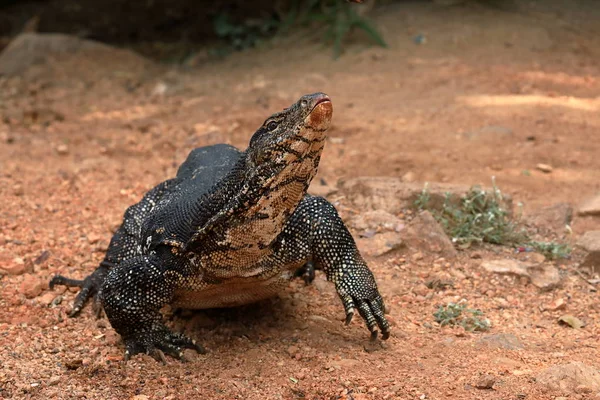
[123,329,206,363]
[337,274,390,341]
[50,261,111,317]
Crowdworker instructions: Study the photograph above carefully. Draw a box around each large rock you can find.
[337,177,512,215]
[356,232,404,257]
[525,203,573,233]
[481,259,529,277]
[576,231,600,272]
[348,210,404,233]
[0,33,149,77]
[0,33,107,76]
[402,210,457,258]
[481,259,561,290]
[578,194,600,216]
[536,362,600,394]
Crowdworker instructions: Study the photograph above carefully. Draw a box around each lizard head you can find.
[199,93,332,262]
[247,92,332,167]
[187,94,333,263]
[244,92,332,196]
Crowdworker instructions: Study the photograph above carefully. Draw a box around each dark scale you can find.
[50,93,390,362]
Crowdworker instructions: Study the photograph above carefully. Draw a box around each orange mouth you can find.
[306,98,333,130]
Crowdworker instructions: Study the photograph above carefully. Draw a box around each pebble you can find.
[37,292,56,306]
[48,376,61,386]
[535,163,553,173]
[475,374,495,389]
[0,257,28,275]
[56,144,69,155]
[87,233,101,244]
[20,274,45,298]
[287,345,299,358]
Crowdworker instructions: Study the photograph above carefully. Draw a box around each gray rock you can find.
[525,203,573,233]
[402,210,457,258]
[481,259,530,277]
[576,231,600,272]
[337,177,512,215]
[481,259,561,290]
[477,333,524,350]
[578,194,600,216]
[356,231,404,257]
[536,362,600,394]
[529,264,562,291]
[348,210,404,233]
[0,33,107,76]
[0,33,149,77]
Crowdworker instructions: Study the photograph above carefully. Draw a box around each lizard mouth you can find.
[312,96,331,109]
[306,95,332,130]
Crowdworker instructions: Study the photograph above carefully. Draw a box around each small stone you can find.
[287,346,299,357]
[475,374,495,389]
[65,358,83,370]
[56,144,69,155]
[0,257,29,275]
[578,194,600,216]
[87,233,101,244]
[48,376,61,386]
[577,231,600,272]
[37,292,56,306]
[20,274,45,298]
[558,314,585,329]
[34,250,51,265]
[535,163,553,173]
[543,298,566,311]
[13,184,24,196]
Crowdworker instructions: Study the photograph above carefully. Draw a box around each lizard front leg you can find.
[99,254,205,362]
[281,195,390,340]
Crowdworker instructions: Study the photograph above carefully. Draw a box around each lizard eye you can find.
[266,121,278,131]
[300,99,308,108]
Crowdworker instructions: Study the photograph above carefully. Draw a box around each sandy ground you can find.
[2,1,600,399]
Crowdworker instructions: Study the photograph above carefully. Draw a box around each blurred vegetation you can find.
[211,0,386,58]
[0,0,522,59]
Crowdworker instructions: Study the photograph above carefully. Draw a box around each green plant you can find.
[528,241,571,260]
[436,181,527,247]
[415,180,571,259]
[414,182,431,211]
[433,301,491,332]
[284,0,387,58]
[212,12,279,53]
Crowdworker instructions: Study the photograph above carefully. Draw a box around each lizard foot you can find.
[341,293,390,341]
[49,261,112,317]
[124,329,206,363]
[294,261,316,285]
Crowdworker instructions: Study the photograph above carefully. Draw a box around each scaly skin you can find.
[51,93,389,362]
